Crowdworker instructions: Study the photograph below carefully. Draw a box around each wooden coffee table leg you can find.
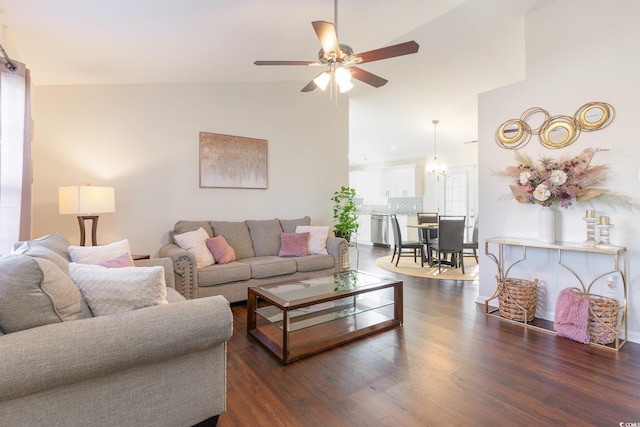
[247,289,257,333]
[394,282,404,323]
[282,308,289,364]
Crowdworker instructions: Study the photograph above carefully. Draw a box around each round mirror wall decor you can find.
[495,119,531,150]
[539,115,580,149]
[495,102,615,150]
[575,102,615,132]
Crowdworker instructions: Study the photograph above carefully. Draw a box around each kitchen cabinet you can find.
[380,165,416,197]
[356,214,372,245]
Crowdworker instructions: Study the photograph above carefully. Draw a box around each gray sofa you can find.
[0,233,233,427]
[159,217,348,302]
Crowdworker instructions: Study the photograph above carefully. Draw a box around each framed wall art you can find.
[199,132,268,189]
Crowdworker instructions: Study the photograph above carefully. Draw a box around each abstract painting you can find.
[199,132,268,189]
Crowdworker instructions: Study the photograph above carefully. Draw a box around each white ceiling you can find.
[0,0,554,166]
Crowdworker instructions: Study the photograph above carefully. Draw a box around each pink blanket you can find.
[554,288,590,344]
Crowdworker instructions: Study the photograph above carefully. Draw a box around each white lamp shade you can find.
[313,71,331,91]
[59,186,115,215]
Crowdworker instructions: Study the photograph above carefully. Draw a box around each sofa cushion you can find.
[211,221,255,259]
[12,243,70,275]
[279,216,311,233]
[206,236,236,264]
[174,227,215,268]
[295,225,329,255]
[279,232,309,257]
[295,254,335,272]
[198,262,252,286]
[13,232,72,261]
[246,219,283,256]
[173,220,213,241]
[241,256,297,279]
[69,239,133,265]
[69,263,168,317]
[0,255,92,333]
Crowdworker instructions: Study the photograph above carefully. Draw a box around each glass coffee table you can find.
[247,270,403,364]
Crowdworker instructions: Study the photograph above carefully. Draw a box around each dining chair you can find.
[390,214,425,267]
[463,216,479,263]
[428,215,466,273]
[416,212,438,265]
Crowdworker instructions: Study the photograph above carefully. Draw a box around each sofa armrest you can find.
[326,237,348,272]
[134,257,176,289]
[159,243,198,299]
[0,296,232,402]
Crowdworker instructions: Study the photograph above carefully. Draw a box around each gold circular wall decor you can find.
[520,107,550,135]
[495,119,531,150]
[574,102,615,131]
[538,115,581,149]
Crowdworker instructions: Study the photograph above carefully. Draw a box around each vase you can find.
[538,205,555,243]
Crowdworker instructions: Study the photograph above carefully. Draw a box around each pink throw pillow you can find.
[98,253,135,268]
[279,232,309,257]
[206,236,236,264]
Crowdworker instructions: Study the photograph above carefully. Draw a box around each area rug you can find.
[375,255,479,281]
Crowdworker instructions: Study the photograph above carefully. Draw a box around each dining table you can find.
[406,223,440,266]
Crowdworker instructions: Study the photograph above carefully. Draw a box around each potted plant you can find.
[331,186,359,241]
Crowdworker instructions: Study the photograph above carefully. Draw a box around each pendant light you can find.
[426,119,446,175]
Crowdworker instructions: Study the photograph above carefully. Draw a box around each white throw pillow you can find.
[295,225,329,255]
[174,227,215,268]
[69,239,133,265]
[69,262,168,317]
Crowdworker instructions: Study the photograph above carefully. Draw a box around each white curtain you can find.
[0,57,32,254]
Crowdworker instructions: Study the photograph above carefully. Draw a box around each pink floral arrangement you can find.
[502,148,609,208]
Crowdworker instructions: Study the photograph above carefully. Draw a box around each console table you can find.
[484,237,627,351]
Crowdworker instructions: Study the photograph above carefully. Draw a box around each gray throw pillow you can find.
[0,255,92,333]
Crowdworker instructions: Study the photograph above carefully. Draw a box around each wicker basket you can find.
[587,293,620,345]
[497,277,538,322]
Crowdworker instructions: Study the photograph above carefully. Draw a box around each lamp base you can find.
[77,215,100,246]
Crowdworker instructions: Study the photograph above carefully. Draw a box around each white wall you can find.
[30,81,349,255]
[478,0,640,342]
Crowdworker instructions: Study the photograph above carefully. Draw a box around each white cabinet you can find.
[380,165,416,197]
[356,214,371,245]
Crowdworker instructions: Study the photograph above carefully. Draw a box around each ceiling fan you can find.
[254,0,420,93]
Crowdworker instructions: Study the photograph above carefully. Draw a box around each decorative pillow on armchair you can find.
[295,226,329,255]
[69,239,134,265]
[69,263,168,317]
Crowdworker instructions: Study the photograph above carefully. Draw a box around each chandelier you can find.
[426,119,446,175]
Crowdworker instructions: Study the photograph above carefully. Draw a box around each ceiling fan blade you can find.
[312,21,341,58]
[301,80,317,92]
[355,41,419,64]
[254,60,320,66]
[350,67,388,88]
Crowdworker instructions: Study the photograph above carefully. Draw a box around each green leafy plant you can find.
[331,186,359,241]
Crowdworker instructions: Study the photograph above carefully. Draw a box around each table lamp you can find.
[59,185,115,246]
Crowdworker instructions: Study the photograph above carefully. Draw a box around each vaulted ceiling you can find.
[0,0,554,165]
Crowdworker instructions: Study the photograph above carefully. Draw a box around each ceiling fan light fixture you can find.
[338,80,354,93]
[313,71,331,91]
[334,66,352,85]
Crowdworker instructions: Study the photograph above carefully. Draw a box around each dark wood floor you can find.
[220,245,640,426]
